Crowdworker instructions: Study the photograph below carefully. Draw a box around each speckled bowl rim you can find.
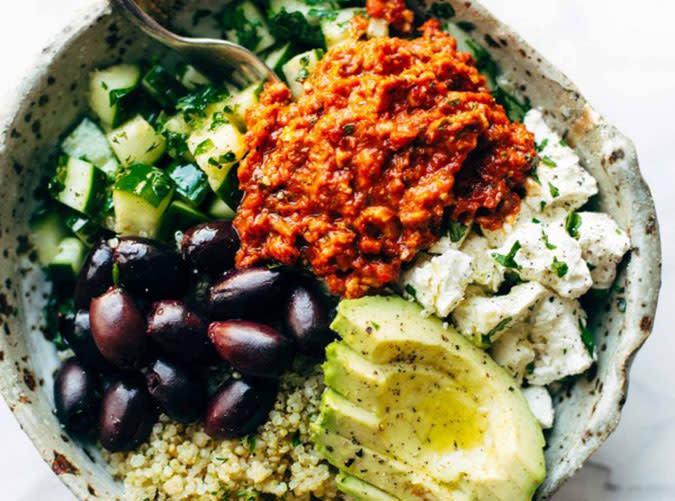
[0,0,662,499]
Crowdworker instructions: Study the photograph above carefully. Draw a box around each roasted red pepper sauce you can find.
[234,20,535,298]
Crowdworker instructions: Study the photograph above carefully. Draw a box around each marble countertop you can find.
[0,0,672,499]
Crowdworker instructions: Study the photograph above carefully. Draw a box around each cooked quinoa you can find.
[106,364,343,500]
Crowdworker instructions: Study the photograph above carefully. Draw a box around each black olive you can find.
[146,300,216,364]
[113,237,186,299]
[208,320,293,378]
[283,279,335,355]
[90,286,147,370]
[181,221,239,273]
[62,309,111,369]
[145,358,206,423]
[208,267,284,320]
[99,378,157,452]
[53,358,101,438]
[204,379,277,439]
[74,240,114,309]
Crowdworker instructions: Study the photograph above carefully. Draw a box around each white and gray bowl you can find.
[0,0,661,499]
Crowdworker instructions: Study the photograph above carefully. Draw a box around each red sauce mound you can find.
[234,21,536,298]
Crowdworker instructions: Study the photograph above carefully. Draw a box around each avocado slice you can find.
[315,295,546,501]
[335,472,399,501]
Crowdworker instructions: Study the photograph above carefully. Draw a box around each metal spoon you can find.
[112,0,280,85]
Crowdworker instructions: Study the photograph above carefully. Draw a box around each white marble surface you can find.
[0,0,673,499]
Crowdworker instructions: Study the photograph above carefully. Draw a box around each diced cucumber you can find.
[166,162,210,206]
[228,83,263,130]
[269,0,320,25]
[113,163,175,237]
[158,200,210,241]
[29,210,69,266]
[89,64,142,127]
[107,115,167,167]
[177,64,212,90]
[48,237,88,283]
[207,196,236,220]
[61,118,119,178]
[142,64,188,109]
[223,0,276,54]
[444,22,474,55]
[64,212,102,247]
[161,113,194,161]
[187,121,246,193]
[215,163,243,209]
[264,43,295,74]
[321,9,390,49]
[282,49,323,98]
[50,157,106,216]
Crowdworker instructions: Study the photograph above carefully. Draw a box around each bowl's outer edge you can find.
[0,1,662,500]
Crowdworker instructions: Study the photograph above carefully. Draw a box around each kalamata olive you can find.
[283,280,335,355]
[54,358,101,437]
[145,358,206,422]
[90,286,147,370]
[113,237,186,299]
[204,379,277,439]
[208,321,293,378]
[146,300,216,363]
[74,240,114,309]
[208,268,284,320]
[99,378,157,452]
[181,221,239,273]
[62,310,111,369]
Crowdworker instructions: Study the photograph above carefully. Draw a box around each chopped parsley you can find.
[530,161,541,184]
[565,210,582,239]
[194,138,215,156]
[481,316,512,345]
[551,256,568,277]
[456,21,476,32]
[541,230,556,250]
[430,2,455,19]
[579,319,595,355]
[540,156,557,167]
[465,39,499,85]
[492,240,521,269]
[112,262,120,285]
[208,151,237,166]
[447,220,468,243]
[548,182,560,198]
[404,284,418,299]
[535,139,549,153]
[209,111,230,131]
[246,435,256,452]
[222,5,262,52]
[177,85,229,121]
[526,361,535,375]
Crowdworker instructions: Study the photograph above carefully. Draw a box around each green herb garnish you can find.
[548,182,560,198]
[565,210,582,239]
[551,256,568,277]
[492,241,521,269]
[541,230,556,250]
[194,138,215,156]
[579,319,595,355]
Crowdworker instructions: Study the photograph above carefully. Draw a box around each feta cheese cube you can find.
[489,324,535,383]
[401,249,473,317]
[523,109,598,211]
[451,282,548,347]
[492,221,592,299]
[527,294,594,386]
[461,232,504,292]
[522,386,555,429]
[576,212,631,289]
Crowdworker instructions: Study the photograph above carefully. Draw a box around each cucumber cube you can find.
[29,210,69,266]
[64,212,102,247]
[50,157,106,216]
[113,164,175,237]
[223,0,276,54]
[158,200,210,241]
[142,64,188,109]
[177,64,212,91]
[48,237,88,283]
[187,122,246,193]
[167,162,210,206]
[206,196,236,220]
[264,43,295,74]
[228,83,263,131]
[61,118,119,178]
[282,49,323,98]
[89,64,141,127]
[107,115,167,167]
[321,9,391,49]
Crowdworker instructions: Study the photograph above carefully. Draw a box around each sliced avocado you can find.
[315,295,546,501]
[336,472,399,501]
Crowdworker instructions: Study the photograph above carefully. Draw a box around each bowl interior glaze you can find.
[0,1,660,499]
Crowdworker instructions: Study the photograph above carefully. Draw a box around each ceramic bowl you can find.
[0,0,661,499]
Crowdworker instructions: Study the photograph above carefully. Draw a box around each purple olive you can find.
[284,280,335,355]
[145,358,206,423]
[146,300,216,363]
[74,240,114,309]
[90,286,147,370]
[54,358,101,437]
[208,267,284,320]
[62,310,110,369]
[181,221,240,273]
[99,378,157,452]
[204,379,277,439]
[113,237,186,299]
[208,321,293,378]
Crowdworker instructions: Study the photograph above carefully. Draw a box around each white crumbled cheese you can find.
[427,222,472,254]
[492,221,592,299]
[522,386,555,429]
[401,249,473,317]
[576,212,631,289]
[460,232,504,292]
[451,282,548,346]
[489,324,535,384]
[523,109,598,212]
[527,294,594,386]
